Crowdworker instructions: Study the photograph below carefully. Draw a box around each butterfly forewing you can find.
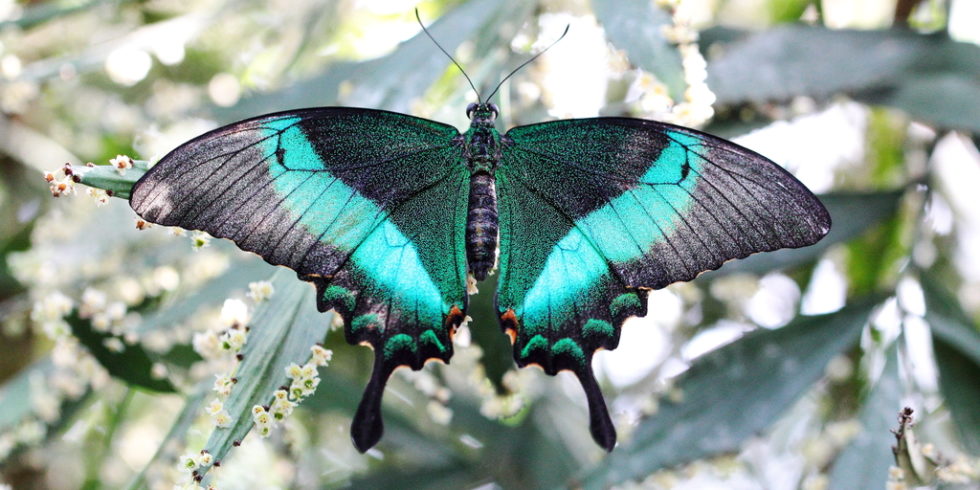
[494,117,830,449]
[130,108,470,451]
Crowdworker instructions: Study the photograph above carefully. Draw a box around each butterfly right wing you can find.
[130,108,470,451]
[494,117,830,450]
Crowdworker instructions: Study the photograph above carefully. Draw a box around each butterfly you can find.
[128,17,830,453]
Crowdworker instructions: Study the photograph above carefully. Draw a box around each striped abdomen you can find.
[466,172,498,281]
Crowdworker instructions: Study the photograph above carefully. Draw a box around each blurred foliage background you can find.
[1,0,979,488]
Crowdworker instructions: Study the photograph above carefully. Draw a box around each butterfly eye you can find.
[466,103,478,118]
[488,103,499,118]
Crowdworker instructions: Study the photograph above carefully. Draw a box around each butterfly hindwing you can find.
[495,117,830,449]
[130,108,470,450]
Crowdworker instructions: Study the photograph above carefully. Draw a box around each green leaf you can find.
[828,342,902,488]
[933,339,980,456]
[126,381,210,490]
[135,257,271,369]
[198,269,331,480]
[0,0,138,30]
[704,191,903,277]
[922,275,980,454]
[708,27,923,103]
[466,273,514,393]
[580,298,880,488]
[134,257,271,335]
[0,357,92,462]
[706,27,980,133]
[593,0,686,100]
[764,0,812,23]
[75,162,148,200]
[67,312,176,393]
[215,0,534,120]
[859,74,980,135]
[844,194,905,297]
[0,359,53,433]
[921,275,980,365]
[349,400,578,489]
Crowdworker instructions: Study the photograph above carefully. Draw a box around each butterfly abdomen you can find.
[465,172,498,281]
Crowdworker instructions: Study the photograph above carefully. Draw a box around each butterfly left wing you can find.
[130,108,470,451]
[494,117,830,450]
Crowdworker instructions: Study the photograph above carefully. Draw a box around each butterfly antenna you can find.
[415,9,482,103]
[485,23,570,102]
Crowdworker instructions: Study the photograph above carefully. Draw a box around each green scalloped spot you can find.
[384,333,418,359]
[610,292,642,318]
[351,314,381,334]
[552,338,586,364]
[520,334,549,360]
[321,285,356,313]
[583,319,615,339]
[419,329,446,353]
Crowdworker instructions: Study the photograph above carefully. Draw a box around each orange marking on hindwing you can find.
[445,305,465,340]
[500,308,519,344]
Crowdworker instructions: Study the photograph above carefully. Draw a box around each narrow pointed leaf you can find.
[126,381,209,490]
[74,161,148,200]
[197,269,331,479]
[134,258,271,335]
[828,343,902,487]
[922,275,980,454]
[0,357,92,460]
[67,313,176,392]
[0,359,54,432]
[580,298,879,487]
[216,0,532,119]
[593,0,685,100]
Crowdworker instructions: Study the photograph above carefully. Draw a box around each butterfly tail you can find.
[351,357,392,452]
[576,367,617,452]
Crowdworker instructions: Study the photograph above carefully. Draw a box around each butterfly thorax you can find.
[462,103,501,281]
[462,103,501,173]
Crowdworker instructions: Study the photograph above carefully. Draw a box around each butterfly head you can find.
[466,102,498,127]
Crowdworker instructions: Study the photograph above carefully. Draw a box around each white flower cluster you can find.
[801,419,861,468]
[43,164,79,198]
[670,42,716,126]
[220,326,248,352]
[404,370,453,426]
[247,281,274,302]
[79,287,128,334]
[30,290,73,339]
[480,365,550,421]
[172,482,216,490]
[0,420,44,462]
[87,188,111,206]
[887,442,980,488]
[205,397,232,428]
[0,336,109,460]
[44,160,121,205]
[253,344,333,438]
[192,296,259,429]
[190,231,212,250]
[109,154,134,174]
[285,344,332,400]
[193,298,251,361]
[627,0,716,127]
[935,455,980,484]
[176,449,217,487]
[479,392,525,420]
